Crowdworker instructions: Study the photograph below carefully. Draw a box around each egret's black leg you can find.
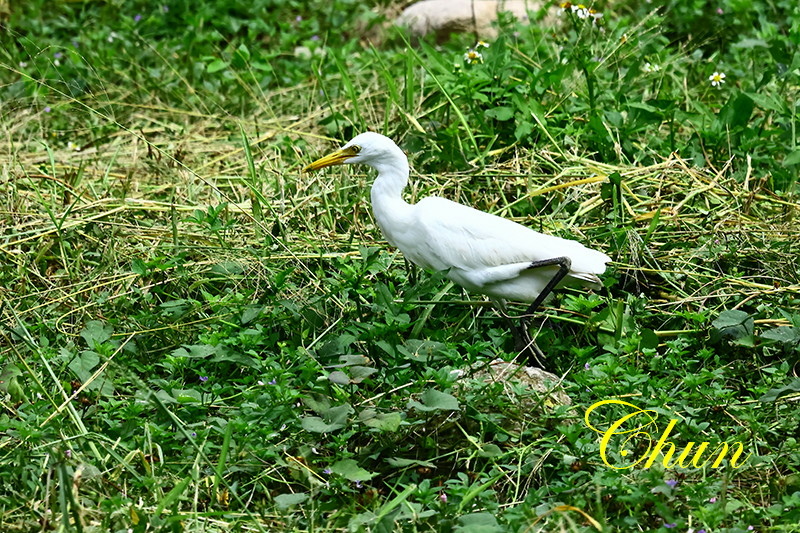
[511,321,547,368]
[522,256,573,318]
[497,299,548,369]
[516,256,573,367]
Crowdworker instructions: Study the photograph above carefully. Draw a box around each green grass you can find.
[1,1,800,531]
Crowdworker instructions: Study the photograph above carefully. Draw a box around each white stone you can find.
[396,0,541,40]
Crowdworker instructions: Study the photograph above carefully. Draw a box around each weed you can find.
[1,1,799,531]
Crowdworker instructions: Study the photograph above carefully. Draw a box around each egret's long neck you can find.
[368,150,413,246]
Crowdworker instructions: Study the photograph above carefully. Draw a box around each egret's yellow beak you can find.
[303,145,359,172]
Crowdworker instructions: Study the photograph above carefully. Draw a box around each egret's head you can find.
[303,132,400,172]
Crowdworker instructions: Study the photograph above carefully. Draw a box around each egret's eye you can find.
[350,145,361,154]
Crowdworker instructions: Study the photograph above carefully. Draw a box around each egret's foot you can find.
[511,321,548,369]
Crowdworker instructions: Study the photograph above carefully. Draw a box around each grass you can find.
[1,0,800,531]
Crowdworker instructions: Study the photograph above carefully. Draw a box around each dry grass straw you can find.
[2,116,799,343]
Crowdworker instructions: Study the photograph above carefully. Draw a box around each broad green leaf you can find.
[327,371,351,385]
[316,334,357,358]
[759,379,800,403]
[627,101,662,114]
[5,377,27,403]
[69,350,100,381]
[360,411,403,432]
[337,354,370,366]
[232,44,251,68]
[484,106,514,121]
[514,121,534,141]
[349,366,378,383]
[322,404,353,423]
[330,459,375,481]
[274,492,308,509]
[172,388,202,404]
[744,91,784,112]
[0,363,22,385]
[301,403,353,433]
[783,150,800,167]
[400,339,446,363]
[80,320,113,347]
[717,93,754,129]
[172,344,216,359]
[154,389,176,404]
[639,329,660,350]
[210,261,244,275]
[240,305,263,324]
[478,443,503,458]
[712,309,754,346]
[713,309,752,329]
[303,396,331,414]
[761,326,799,344]
[455,512,502,533]
[301,416,341,433]
[407,389,460,412]
[206,59,228,73]
[131,258,147,275]
[385,457,436,468]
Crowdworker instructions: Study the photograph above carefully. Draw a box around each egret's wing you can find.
[404,197,609,285]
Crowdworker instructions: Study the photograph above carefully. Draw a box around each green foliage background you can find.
[1,0,799,531]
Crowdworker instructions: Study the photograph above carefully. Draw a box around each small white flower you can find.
[572,4,590,18]
[475,40,490,49]
[464,49,483,64]
[709,71,726,87]
[107,31,118,43]
[643,62,660,73]
[19,61,28,68]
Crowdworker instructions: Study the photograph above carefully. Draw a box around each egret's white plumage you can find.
[304,132,611,309]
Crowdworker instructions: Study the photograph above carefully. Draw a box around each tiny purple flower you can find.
[162,6,169,13]
[134,14,142,22]
[664,524,676,529]
[716,8,724,14]
[191,432,197,437]
[54,52,63,59]
[310,35,320,41]
[65,449,72,458]
[296,15,302,22]
[584,362,590,370]
[323,468,332,474]
[709,497,717,503]
[355,480,362,488]
[269,379,277,385]
[665,479,678,488]
[199,376,209,382]
[747,527,754,531]
[439,492,447,503]
[44,106,51,113]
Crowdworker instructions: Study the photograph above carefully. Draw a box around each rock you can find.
[467,358,571,407]
[396,0,540,41]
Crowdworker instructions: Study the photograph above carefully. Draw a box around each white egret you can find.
[304,132,610,366]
